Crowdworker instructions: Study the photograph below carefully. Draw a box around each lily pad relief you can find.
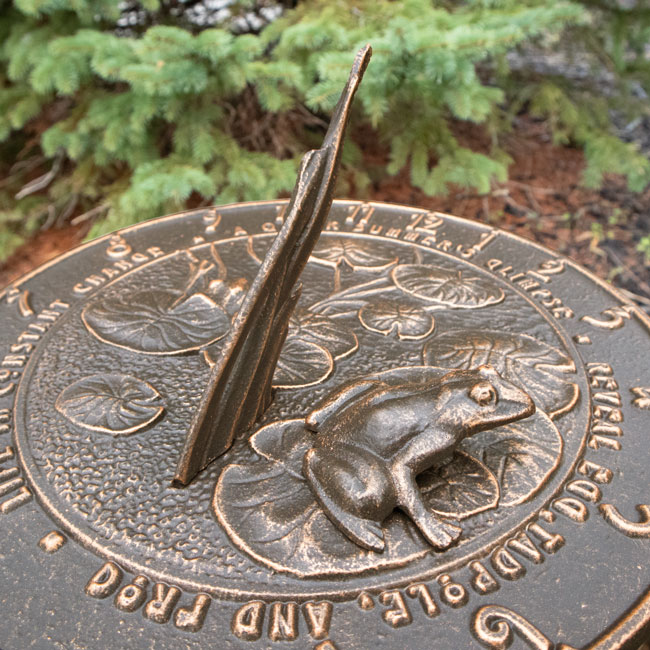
[83,289,231,355]
[424,330,579,419]
[359,300,435,340]
[55,373,164,435]
[214,365,561,577]
[392,264,505,308]
[204,308,358,390]
[215,420,432,577]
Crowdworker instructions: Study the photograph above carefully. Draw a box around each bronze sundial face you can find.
[1,199,650,649]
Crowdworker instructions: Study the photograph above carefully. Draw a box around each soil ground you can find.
[1,116,649,310]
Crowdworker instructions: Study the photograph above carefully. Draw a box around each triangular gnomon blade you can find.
[173,45,372,486]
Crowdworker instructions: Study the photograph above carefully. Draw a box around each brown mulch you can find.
[0,223,87,288]
[358,116,650,305]
[1,117,649,305]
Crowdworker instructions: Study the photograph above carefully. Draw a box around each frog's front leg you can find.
[392,466,462,550]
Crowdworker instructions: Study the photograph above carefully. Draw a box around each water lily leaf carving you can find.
[205,311,349,390]
[392,264,504,308]
[311,239,399,271]
[250,418,312,465]
[55,373,164,435]
[359,300,435,340]
[289,310,358,360]
[272,338,334,389]
[460,410,562,506]
[418,451,499,519]
[311,239,400,291]
[423,330,578,418]
[83,289,230,355]
[215,420,432,577]
[215,421,364,576]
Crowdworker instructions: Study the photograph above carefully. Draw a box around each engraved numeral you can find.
[106,235,132,260]
[275,203,288,226]
[472,605,553,649]
[457,230,496,259]
[202,208,222,235]
[345,203,375,231]
[599,503,650,538]
[631,387,650,410]
[581,305,633,330]
[5,287,34,318]
[527,258,566,283]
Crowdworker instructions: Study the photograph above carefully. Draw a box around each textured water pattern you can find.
[19,233,586,596]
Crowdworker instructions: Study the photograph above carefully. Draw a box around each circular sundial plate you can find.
[1,200,649,649]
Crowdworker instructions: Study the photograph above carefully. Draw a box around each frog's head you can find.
[438,365,535,437]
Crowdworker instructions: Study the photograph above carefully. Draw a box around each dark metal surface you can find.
[1,198,650,649]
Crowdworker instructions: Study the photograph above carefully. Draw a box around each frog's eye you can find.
[470,382,497,406]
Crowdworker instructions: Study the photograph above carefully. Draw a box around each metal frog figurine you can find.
[303,365,536,552]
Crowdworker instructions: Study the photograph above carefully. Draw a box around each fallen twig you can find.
[506,180,556,195]
[15,152,63,200]
[620,287,650,308]
[0,156,45,189]
[70,203,109,225]
[604,245,650,297]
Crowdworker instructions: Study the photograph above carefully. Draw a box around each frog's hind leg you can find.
[393,468,462,550]
[303,448,388,553]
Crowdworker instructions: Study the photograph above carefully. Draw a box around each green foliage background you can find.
[0,0,649,259]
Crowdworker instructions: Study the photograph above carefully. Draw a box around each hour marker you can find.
[38,531,66,554]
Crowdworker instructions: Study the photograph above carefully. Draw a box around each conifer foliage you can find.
[0,0,648,258]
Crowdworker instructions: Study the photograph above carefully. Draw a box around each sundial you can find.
[1,46,650,650]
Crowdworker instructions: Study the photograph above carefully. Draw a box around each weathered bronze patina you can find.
[1,47,650,650]
[303,364,535,552]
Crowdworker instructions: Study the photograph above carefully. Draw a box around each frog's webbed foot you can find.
[415,514,462,550]
[394,470,462,550]
[339,515,386,553]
